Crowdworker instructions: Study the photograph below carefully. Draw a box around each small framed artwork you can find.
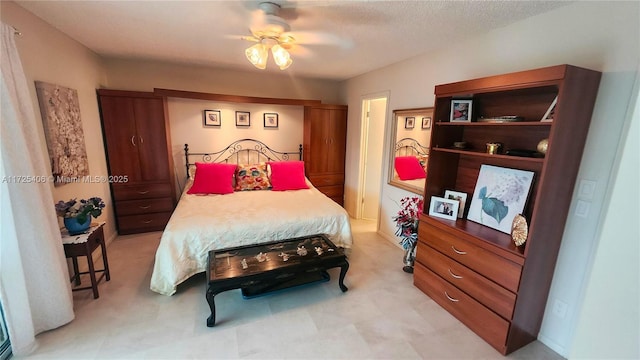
[467,164,535,234]
[541,95,557,122]
[444,190,467,218]
[264,113,279,128]
[421,116,432,129]
[235,111,250,127]
[450,100,473,122]
[405,117,415,129]
[429,196,459,221]
[203,110,221,127]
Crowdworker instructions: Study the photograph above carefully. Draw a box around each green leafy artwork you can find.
[478,186,509,224]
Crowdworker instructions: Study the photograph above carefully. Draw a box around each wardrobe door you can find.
[132,97,171,182]
[99,96,142,182]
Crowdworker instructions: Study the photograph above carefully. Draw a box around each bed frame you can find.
[395,137,429,157]
[184,139,303,178]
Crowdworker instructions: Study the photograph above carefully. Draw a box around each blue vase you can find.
[64,215,91,235]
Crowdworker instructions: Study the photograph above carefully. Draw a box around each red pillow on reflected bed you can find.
[187,162,236,195]
[395,156,426,180]
[268,161,309,191]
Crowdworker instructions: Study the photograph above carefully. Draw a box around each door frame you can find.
[356,91,390,221]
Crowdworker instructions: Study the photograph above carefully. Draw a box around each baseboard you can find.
[537,334,568,358]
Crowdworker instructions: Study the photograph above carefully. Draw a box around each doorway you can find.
[357,93,388,222]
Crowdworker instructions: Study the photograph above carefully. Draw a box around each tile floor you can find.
[18,219,564,359]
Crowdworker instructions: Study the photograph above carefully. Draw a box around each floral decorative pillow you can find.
[235,163,271,191]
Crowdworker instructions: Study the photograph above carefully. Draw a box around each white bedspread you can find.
[150,183,353,295]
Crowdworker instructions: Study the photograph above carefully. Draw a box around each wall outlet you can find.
[552,299,569,319]
[575,200,590,218]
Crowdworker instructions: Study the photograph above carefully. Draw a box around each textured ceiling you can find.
[15,1,570,81]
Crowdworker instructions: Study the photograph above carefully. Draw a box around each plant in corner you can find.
[392,196,424,273]
[55,197,105,235]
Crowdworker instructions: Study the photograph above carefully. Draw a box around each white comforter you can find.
[150,183,353,295]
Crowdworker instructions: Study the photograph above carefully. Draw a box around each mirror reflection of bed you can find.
[388,107,433,194]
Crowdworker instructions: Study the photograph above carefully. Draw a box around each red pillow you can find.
[395,156,426,180]
[187,162,236,195]
[268,161,309,191]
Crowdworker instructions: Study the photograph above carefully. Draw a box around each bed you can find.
[393,137,429,188]
[150,139,353,296]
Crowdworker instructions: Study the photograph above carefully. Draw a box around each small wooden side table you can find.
[62,222,110,299]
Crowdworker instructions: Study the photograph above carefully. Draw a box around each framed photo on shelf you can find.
[405,117,415,129]
[421,116,431,129]
[203,110,221,127]
[428,196,459,221]
[467,164,535,234]
[264,113,279,128]
[541,95,557,122]
[444,190,467,218]
[450,100,473,122]
[235,111,250,127]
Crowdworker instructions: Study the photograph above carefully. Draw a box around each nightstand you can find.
[62,222,110,298]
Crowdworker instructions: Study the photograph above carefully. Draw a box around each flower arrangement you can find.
[393,196,424,250]
[55,197,105,224]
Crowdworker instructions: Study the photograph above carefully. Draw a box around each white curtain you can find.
[0,22,74,356]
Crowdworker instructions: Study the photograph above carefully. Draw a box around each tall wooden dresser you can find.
[414,65,601,354]
[97,90,177,234]
[303,104,348,205]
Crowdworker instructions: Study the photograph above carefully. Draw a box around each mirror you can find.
[388,107,434,194]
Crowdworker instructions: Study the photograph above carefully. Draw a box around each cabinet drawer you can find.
[115,197,174,216]
[419,222,522,293]
[112,183,172,200]
[414,262,509,353]
[416,244,516,319]
[117,211,172,234]
[308,174,344,186]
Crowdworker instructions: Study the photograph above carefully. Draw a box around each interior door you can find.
[362,98,386,220]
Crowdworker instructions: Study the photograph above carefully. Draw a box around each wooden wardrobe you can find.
[303,104,348,205]
[97,89,177,234]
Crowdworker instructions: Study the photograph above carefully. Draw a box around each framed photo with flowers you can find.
[450,99,473,122]
[466,165,535,234]
[235,111,250,127]
[264,113,278,128]
[204,110,221,127]
[428,196,459,221]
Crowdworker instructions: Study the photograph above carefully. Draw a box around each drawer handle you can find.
[451,246,467,255]
[142,220,153,224]
[448,269,463,279]
[137,190,150,195]
[445,291,459,302]
[138,205,151,209]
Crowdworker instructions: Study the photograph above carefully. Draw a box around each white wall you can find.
[168,98,303,186]
[102,58,342,105]
[340,1,639,357]
[570,80,639,359]
[1,2,116,242]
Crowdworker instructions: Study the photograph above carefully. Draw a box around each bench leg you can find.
[206,287,216,327]
[338,260,349,292]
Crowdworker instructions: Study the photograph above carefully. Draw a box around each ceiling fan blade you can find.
[223,34,260,42]
[284,31,352,49]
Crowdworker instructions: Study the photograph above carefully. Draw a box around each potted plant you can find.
[55,197,105,235]
[392,196,424,273]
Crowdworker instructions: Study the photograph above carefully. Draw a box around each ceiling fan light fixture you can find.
[271,44,292,70]
[245,43,268,69]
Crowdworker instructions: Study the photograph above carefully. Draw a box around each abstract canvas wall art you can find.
[35,81,89,185]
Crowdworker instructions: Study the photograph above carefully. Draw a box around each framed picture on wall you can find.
[421,116,431,129]
[203,110,221,127]
[264,113,278,128]
[405,117,415,129]
[450,100,473,122]
[235,111,250,127]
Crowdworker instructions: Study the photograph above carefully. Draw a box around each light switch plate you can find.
[578,179,596,200]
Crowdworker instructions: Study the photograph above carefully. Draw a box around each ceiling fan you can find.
[241,2,297,70]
